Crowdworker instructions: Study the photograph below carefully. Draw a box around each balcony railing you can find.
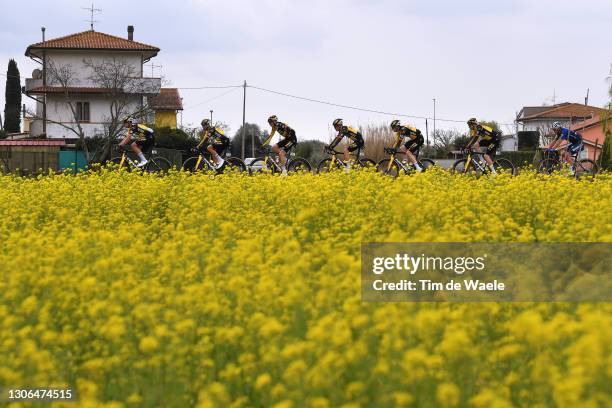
[24,77,161,96]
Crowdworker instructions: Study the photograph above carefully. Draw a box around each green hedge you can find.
[498,151,537,166]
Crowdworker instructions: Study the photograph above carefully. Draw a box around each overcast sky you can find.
[1,0,611,140]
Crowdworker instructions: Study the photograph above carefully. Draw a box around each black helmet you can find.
[201,119,211,128]
[333,118,343,129]
[268,115,278,125]
[390,120,401,130]
[467,118,477,126]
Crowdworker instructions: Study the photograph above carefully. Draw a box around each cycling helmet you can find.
[201,119,211,128]
[467,118,477,126]
[552,121,562,130]
[122,116,133,125]
[268,115,278,125]
[390,120,401,130]
[333,118,343,129]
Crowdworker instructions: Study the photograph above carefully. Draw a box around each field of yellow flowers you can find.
[0,168,610,408]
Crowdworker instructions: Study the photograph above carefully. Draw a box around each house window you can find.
[76,102,90,122]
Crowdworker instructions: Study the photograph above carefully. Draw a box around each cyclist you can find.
[546,122,584,172]
[328,118,364,172]
[119,117,155,168]
[390,120,425,172]
[263,115,298,176]
[466,118,501,174]
[196,119,230,169]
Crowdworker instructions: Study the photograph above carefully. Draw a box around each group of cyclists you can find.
[118,113,585,175]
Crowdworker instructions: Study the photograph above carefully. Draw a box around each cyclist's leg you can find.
[484,139,498,170]
[131,139,149,165]
[206,144,222,167]
[405,137,423,171]
[276,139,289,166]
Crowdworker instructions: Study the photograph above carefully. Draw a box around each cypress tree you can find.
[3,59,22,133]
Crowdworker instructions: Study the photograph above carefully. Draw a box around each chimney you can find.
[127,25,134,41]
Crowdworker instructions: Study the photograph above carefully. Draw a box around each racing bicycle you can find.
[537,148,598,179]
[110,146,172,173]
[452,148,516,176]
[249,145,312,175]
[317,147,376,173]
[377,147,436,178]
[182,149,246,173]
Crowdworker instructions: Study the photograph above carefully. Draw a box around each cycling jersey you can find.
[471,124,499,141]
[263,121,297,146]
[557,127,582,144]
[329,125,364,151]
[129,124,154,152]
[130,124,154,141]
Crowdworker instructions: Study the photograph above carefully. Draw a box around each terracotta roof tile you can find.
[0,140,67,146]
[519,103,606,121]
[28,86,114,94]
[26,30,159,55]
[148,88,183,110]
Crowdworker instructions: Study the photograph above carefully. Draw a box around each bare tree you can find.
[83,57,157,161]
[433,129,462,158]
[39,60,89,155]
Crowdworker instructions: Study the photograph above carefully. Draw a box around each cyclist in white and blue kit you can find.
[546,121,584,171]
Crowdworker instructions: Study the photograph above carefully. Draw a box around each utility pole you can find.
[42,27,47,136]
[432,98,436,140]
[241,80,247,160]
[425,119,429,148]
[210,110,213,123]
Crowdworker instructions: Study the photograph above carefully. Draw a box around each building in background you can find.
[24,27,161,139]
[148,88,183,129]
[570,114,611,161]
[515,102,607,134]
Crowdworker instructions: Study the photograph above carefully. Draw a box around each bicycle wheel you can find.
[183,156,206,172]
[317,158,342,173]
[109,156,131,171]
[287,158,312,174]
[377,159,400,178]
[494,158,516,176]
[357,158,377,170]
[537,158,562,175]
[575,159,598,180]
[451,158,471,174]
[224,157,247,174]
[249,158,276,175]
[419,158,436,171]
[145,156,172,174]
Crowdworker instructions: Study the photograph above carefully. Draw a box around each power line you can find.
[183,87,240,111]
[248,84,517,126]
[177,84,243,90]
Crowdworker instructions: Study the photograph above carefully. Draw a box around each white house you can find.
[515,102,607,135]
[24,27,161,139]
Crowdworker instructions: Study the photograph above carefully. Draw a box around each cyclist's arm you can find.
[262,127,275,146]
[196,130,210,149]
[465,134,479,149]
[392,132,402,149]
[328,133,343,150]
[118,129,133,146]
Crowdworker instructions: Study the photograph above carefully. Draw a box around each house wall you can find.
[155,110,177,129]
[519,119,570,133]
[45,51,143,86]
[500,136,517,152]
[36,95,142,138]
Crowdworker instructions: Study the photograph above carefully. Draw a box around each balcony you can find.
[24,78,43,93]
[24,77,161,96]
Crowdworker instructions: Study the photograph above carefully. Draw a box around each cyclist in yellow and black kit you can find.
[390,120,425,172]
[263,115,298,176]
[196,119,230,169]
[466,118,501,174]
[328,118,364,172]
[119,117,155,167]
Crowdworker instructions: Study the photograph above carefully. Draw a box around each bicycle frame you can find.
[194,154,215,171]
[326,147,363,171]
[463,150,489,173]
